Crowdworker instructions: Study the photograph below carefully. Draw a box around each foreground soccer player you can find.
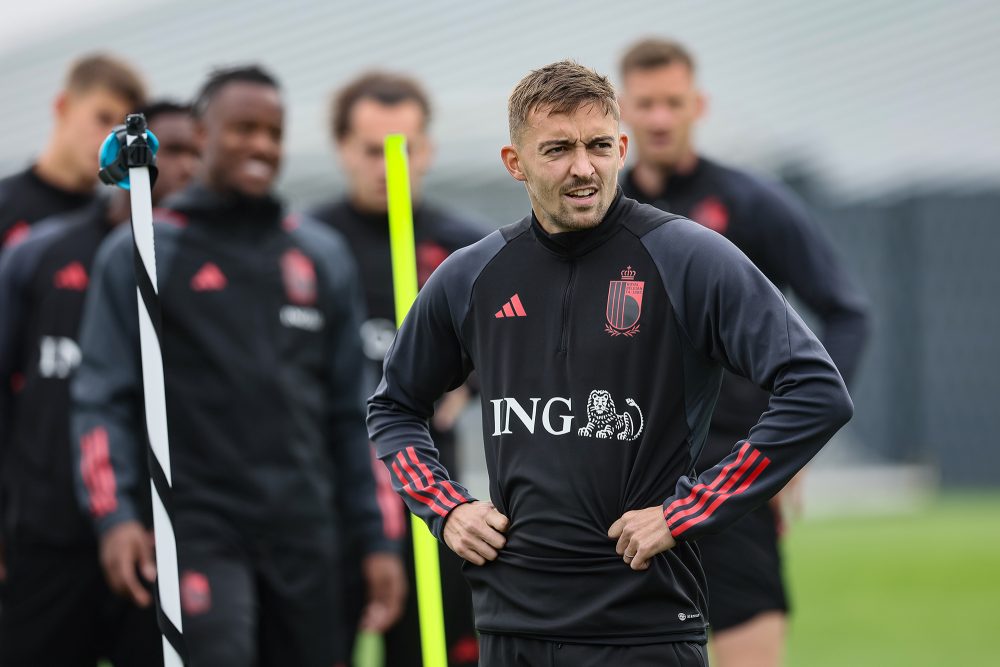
[368,61,854,667]
[619,38,870,667]
[71,66,395,667]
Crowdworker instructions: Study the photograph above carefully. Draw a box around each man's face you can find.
[149,112,200,205]
[336,98,432,214]
[56,86,133,186]
[501,103,627,234]
[619,63,704,170]
[198,82,283,198]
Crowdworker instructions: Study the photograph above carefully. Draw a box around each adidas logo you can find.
[191,262,227,292]
[494,294,527,318]
[53,261,89,291]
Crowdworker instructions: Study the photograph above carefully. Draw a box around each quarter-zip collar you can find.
[530,188,628,258]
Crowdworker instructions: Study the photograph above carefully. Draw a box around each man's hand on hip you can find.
[443,501,509,566]
[608,506,676,571]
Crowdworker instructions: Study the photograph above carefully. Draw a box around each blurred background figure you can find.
[70,64,402,667]
[0,53,145,249]
[311,70,483,667]
[618,38,870,667]
[0,97,197,665]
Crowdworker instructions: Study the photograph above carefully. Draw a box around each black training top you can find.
[0,167,95,249]
[368,191,853,644]
[622,159,869,467]
[70,184,391,554]
[0,197,115,545]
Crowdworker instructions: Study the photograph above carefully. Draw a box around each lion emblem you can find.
[577,390,644,441]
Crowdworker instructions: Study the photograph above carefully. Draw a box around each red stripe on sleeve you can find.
[667,449,760,528]
[405,446,467,505]
[80,427,118,518]
[391,460,448,518]
[371,446,405,540]
[397,450,457,510]
[664,442,751,517]
[670,456,772,537]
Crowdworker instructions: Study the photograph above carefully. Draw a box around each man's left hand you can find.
[360,552,407,633]
[608,507,677,571]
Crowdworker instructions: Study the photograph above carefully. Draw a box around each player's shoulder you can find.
[418,200,490,249]
[288,212,353,259]
[703,157,806,221]
[0,168,33,200]
[0,222,58,281]
[285,212,361,290]
[306,198,347,227]
[638,205,748,276]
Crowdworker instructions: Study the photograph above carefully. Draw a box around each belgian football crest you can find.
[281,249,318,306]
[605,266,644,337]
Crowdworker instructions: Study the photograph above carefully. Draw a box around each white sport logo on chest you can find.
[489,389,643,440]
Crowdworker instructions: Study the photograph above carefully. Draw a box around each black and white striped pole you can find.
[99,114,184,666]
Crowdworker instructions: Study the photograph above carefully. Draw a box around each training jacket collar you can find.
[162,182,284,228]
[530,188,628,258]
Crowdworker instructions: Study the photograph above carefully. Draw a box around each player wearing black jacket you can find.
[0,54,145,250]
[70,67,391,667]
[313,71,483,667]
[619,39,870,666]
[368,61,853,667]
[0,102,194,666]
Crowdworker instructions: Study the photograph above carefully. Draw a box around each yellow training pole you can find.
[384,134,448,667]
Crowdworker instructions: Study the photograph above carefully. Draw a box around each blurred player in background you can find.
[0,100,196,666]
[618,38,871,667]
[70,65,400,667]
[311,70,483,667]
[0,53,145,250]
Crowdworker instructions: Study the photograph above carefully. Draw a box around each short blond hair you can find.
[65,53,146,108]
[620,38,697,79]
[508,60,619,143]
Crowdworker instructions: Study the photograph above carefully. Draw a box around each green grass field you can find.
[353,493,1000,666]
[784,493,1000,667]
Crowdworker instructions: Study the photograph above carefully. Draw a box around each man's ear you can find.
[501,144,526,182]
[618,132,629,167]
[53,91,69,121]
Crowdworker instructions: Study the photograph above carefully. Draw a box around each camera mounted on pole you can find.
[98,113,159,190]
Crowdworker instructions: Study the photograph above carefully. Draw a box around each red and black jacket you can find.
[70,184,392,554]
[0,198,113,545]
[368,191,853,644]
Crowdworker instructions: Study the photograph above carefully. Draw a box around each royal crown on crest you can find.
[620,266,636,280]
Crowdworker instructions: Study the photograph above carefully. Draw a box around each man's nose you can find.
[569,147,596,179]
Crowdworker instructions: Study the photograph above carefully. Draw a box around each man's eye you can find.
[594,142,612,149]
[546,146,566,155]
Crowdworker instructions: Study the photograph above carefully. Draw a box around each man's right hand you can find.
[442,501,509,565]
[100,520,156,607]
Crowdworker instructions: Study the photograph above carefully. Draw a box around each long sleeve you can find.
[645,219,854,541]
[70,229,146,536]
[367,237,502,540]
[751,184,871,385]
